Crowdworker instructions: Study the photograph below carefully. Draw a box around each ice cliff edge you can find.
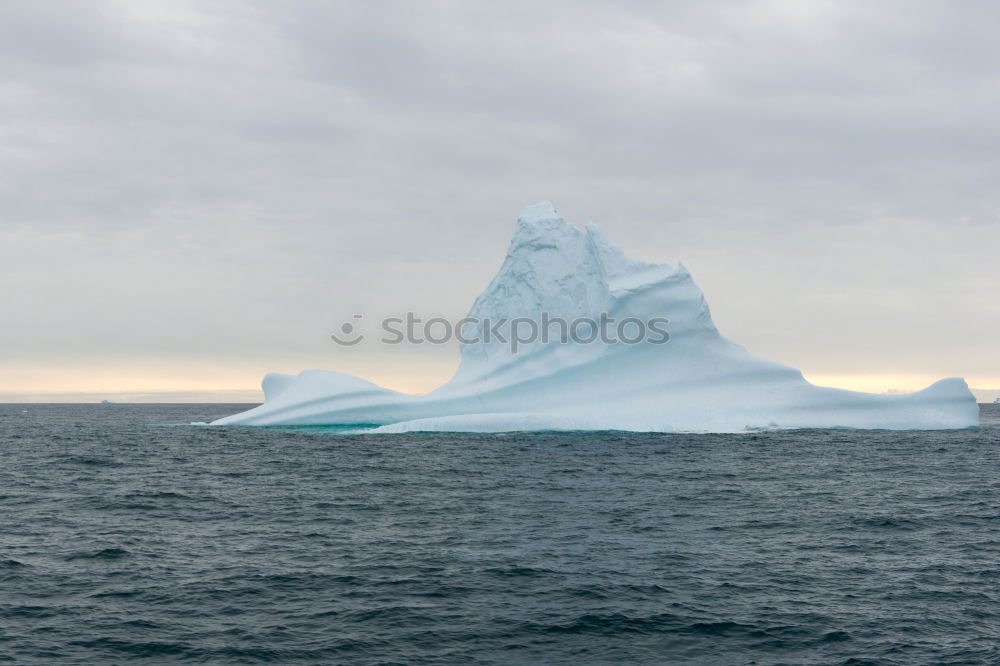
[213,202,978,432]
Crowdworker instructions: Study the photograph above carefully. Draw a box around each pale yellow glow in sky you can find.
[0,358,453,402]
[3,359,998,403]
[802,374,1000,397]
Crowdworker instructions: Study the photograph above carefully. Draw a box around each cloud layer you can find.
[2,0,998,398]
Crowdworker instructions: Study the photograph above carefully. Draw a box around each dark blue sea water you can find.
[1,404,999,665]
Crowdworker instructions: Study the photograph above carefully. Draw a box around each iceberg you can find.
[213,202,978,432]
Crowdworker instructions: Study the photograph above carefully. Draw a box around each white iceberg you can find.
[213,202,978,432]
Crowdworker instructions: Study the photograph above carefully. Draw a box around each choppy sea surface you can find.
[1,404,998,665]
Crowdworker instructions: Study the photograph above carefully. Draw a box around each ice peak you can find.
[517,200,562,225]
[508,201,584,255]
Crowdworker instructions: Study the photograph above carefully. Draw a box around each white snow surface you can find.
[213,202,978,432]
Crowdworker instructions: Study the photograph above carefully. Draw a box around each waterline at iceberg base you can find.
[213,202,978,432]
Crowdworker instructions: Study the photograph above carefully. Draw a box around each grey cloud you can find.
[0,0,997,389]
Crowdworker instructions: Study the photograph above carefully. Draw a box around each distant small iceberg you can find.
[100,399,117,405]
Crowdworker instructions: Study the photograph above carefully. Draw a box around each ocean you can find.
[1,403,998,665]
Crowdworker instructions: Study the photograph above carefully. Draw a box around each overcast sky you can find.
[2,0,998,401]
